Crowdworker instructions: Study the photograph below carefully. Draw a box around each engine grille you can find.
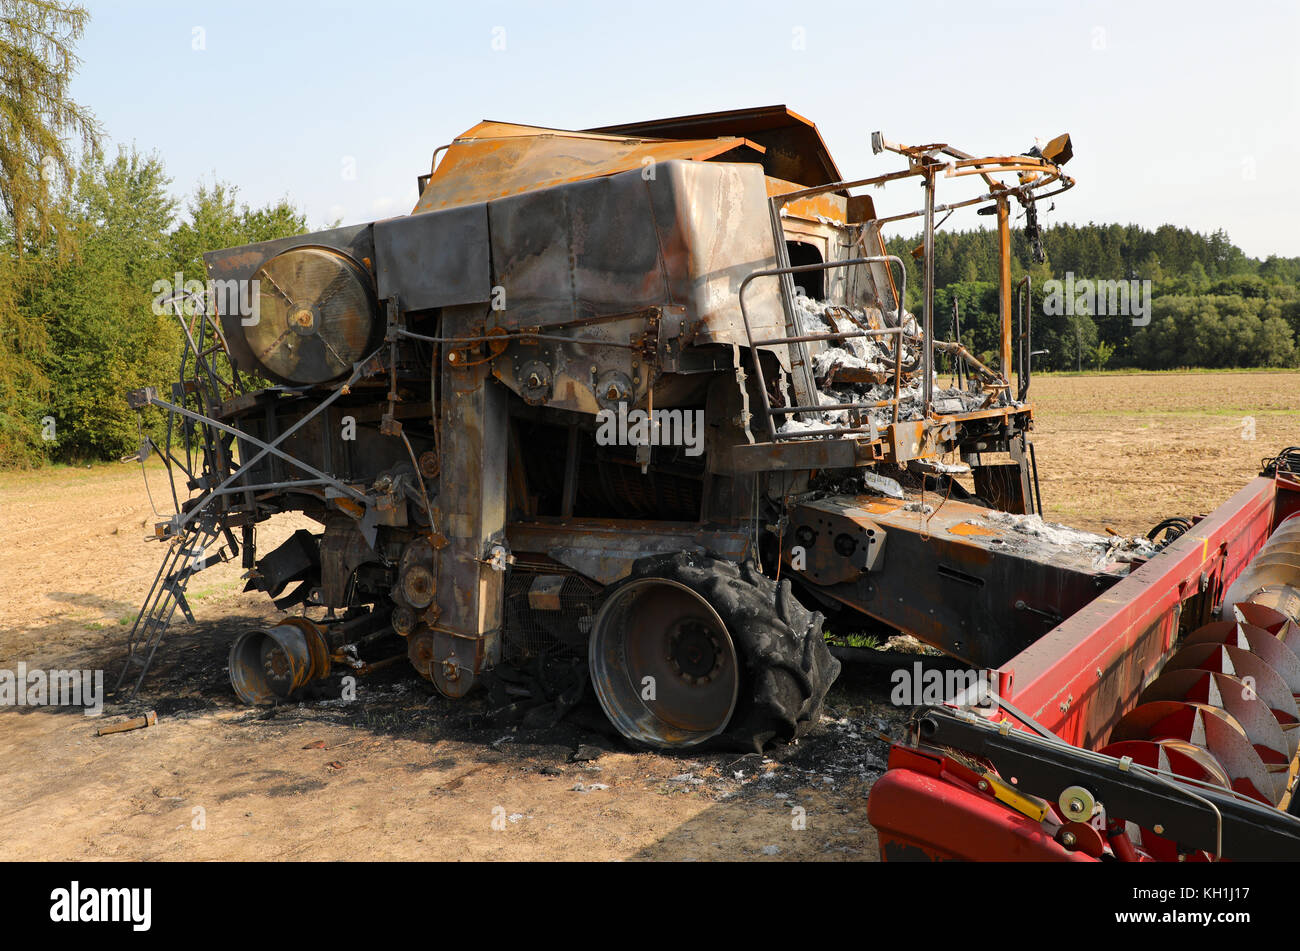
[502,568,603,663]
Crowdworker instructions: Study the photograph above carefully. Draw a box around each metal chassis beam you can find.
[137,355,379,534]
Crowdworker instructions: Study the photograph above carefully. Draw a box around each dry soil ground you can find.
[0,370,1295,861]
[1025,371,1298,534]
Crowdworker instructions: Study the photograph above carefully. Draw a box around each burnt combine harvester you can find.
[120,106,1300,859]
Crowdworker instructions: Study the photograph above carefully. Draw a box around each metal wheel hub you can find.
[668,619,723,683]
[261,641,291,684]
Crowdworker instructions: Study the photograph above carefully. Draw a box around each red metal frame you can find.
[870,471,1300,861]
[868,746,1094,862]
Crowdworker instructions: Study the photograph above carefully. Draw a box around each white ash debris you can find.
[776,390,864,435]
[777,295,994,437]
[861,471,905,499]
[917,459,971,475]
[813,469,906,500]
[794,295,894,377]
[775,418,823,436]
[813,345,875,378]
[974,511,1158,566]
[979,511,1114,547]
[891,381,985,421]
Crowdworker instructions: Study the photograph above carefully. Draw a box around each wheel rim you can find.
[228,618,330,705]
[589,578,738,748]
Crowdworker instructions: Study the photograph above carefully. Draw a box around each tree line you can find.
[884,221,1300,374]
[0,149,309,467]
[0,0,311,467]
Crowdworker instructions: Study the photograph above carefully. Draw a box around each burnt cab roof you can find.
[413,105,843,214]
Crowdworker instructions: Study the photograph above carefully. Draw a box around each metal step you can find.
[113,525,219,698]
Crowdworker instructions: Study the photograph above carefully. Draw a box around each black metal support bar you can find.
[921,172,935,416]
[951,297,964,391]
[1029,440,1043,516]
[1015,275,1033,401]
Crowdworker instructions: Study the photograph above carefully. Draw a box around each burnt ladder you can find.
[114,289,246,699]
[112,522,226,699]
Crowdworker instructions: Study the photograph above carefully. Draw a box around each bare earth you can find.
[0,370,1295,861]
[1025,371,1298,534]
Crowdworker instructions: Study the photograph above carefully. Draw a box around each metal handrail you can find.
[737,255,908,442]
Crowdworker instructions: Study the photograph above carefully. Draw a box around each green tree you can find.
[1094,340,1115,370]
[29,146,178,460]
[0,0,99,254]
[169,179,306,277]
[0,248,49,465]
[0,0,97,463]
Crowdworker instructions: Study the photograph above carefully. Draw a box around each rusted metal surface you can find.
[422,303,509,697]
[481,158,787,361]
[245,246,380,385]
[374,202,493,310]
[202,223,374,382]
[729,406,1035,473]
[996,197,1013,380]
[767,175,848,224]
[588,104,845,190]
[413,120,766,213]
[507,518,750,586]
[229,616,332,704]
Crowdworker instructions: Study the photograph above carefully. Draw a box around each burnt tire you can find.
[614,552,841,752]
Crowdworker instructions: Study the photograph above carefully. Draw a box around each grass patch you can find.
[827,631,884,650]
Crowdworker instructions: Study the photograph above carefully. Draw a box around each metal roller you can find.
[1103,511,1300,821]
[1137,669,1292,767]
[1220,512,1300,622]
[1163,642,1300,732]
[1182,620,1300,699]
[1107,700,1280,804]
[1232,601,1300,643]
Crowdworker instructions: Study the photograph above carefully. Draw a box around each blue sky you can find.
[75,0,1300,256]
